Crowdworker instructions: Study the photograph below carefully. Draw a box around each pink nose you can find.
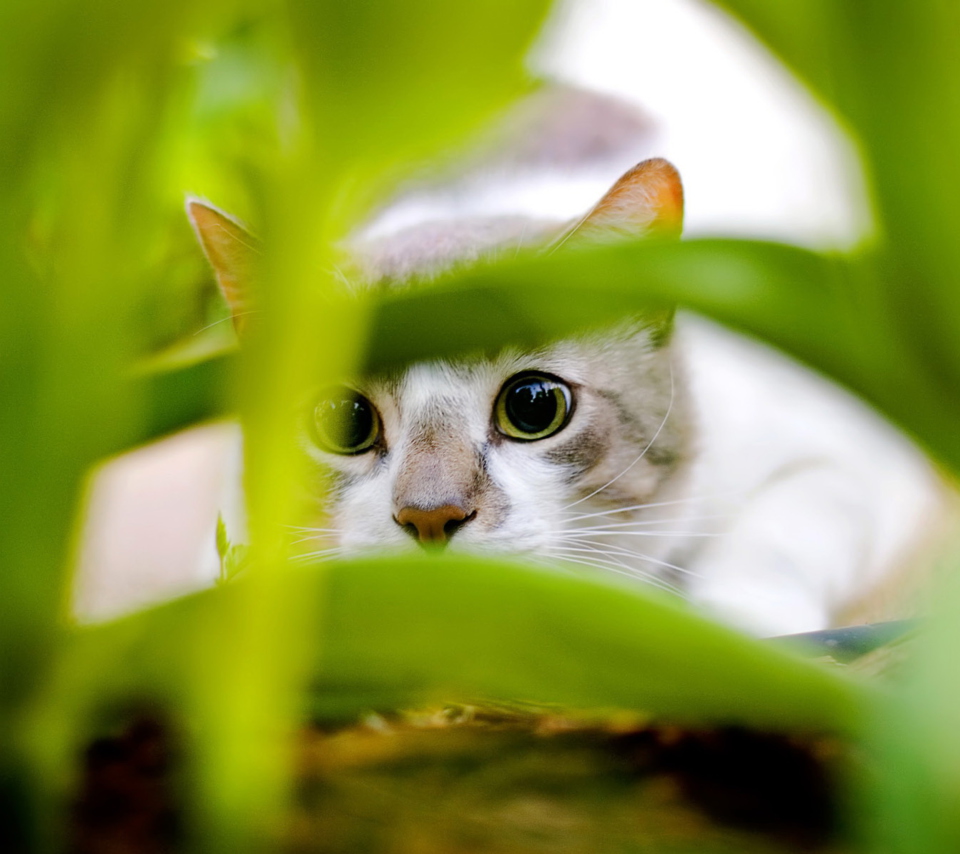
[395,505,475,546]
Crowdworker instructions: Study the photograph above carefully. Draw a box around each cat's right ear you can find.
[186,198,259,336]
[559,157,684,245]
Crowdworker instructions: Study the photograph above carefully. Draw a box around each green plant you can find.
[2,1,958,851]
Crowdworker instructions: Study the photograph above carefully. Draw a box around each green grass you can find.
[2,0,959,850]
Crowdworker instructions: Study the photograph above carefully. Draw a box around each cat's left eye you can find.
[310,388,380,454]
[495,372,573,441]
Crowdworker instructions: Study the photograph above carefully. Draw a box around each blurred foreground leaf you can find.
[136,237,960,477]
[389,240,955,473]
[288,0,553,220]
[715,0,960,425]
[44,556,864,734]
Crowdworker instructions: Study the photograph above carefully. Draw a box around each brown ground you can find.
[70,706,849,854]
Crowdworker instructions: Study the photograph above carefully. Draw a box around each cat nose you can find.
[395,505,475,548]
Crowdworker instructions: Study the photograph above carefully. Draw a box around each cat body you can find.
[189,156,940,637]
[672,315,936,634]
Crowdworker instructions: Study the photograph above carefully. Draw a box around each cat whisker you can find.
[562,513,732,532]
[285,525,340,533]
[558,530,719,541]
[292,547,347,563]
[193,309,261,335]
[547,548,683,595]
[563,492,744,523]
[295,543,344,555]
[555,539,677,563]
[289,535,337,547]
[611,546,701,580]
[513,221,530,258]
[560,363,675,511]
[287,529,339,540]
[327,264,352,289]
[553,538,704,580]
[286,524,341,549]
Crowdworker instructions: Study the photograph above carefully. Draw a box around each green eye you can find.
[495,372,573,441]
[311,388,380,454]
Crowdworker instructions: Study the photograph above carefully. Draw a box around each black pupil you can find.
[506,379,559,435]
[320,394,372,449]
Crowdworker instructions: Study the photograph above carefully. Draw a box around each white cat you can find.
[188,157,940,637]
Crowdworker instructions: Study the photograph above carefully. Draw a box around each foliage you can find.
[1,0,958,850]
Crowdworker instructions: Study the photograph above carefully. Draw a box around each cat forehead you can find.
[347,215,561,285]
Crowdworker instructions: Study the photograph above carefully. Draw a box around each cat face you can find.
[299,322,685,561]
[188,158,692,584]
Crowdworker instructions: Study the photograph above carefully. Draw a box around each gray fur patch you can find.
[544,427,610,477]
[595,388,647,446]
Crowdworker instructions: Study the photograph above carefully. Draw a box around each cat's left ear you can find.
[564,157,684,243]
[186,198,260,335]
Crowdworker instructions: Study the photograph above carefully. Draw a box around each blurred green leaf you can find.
[45,556,866,732]
[0,0,243,846]
[708,1,853,117]
[858,569,960,854]
[153,5,556,850]
[216,514,230,561]
[31,554,867,850]
[364,239,848,368]
[714,0,960,406]
[703,4,960,850]
[133,351,234,448]
[286,0,553,229]
[0,0,236,701]
[314,555,866,730]
[412,240,960,471]
[364,239,960,474]
[133,236,960,476]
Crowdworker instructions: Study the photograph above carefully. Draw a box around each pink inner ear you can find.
[576,158,684,240]
[186,200,259,334]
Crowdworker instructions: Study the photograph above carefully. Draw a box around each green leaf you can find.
[45,556,866,732]
[286,0,553,225]
[134,350,234,448]
[706,1,854,117]
[313,555,867,730]
[216,514,229,562]
[214,515,248,586]
[131,237,960,476]
[711,0,960,401]
[362,238,960,473]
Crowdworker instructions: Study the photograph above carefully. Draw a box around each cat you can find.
[187,158,940,637]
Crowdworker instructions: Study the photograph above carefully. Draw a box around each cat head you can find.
[188,159,693,582]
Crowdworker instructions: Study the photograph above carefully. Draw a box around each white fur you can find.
[675,316,940,634]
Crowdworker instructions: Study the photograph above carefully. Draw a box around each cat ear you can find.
[186,198,260,335]
[564,157,684,243]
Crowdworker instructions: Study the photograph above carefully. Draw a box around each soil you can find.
[69,706,848,854]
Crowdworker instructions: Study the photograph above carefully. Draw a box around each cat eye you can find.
[311,388,380,454]
[495,372,573,441]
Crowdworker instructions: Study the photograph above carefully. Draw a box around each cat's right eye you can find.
[495,372,573,441]
[310,388,381,455]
